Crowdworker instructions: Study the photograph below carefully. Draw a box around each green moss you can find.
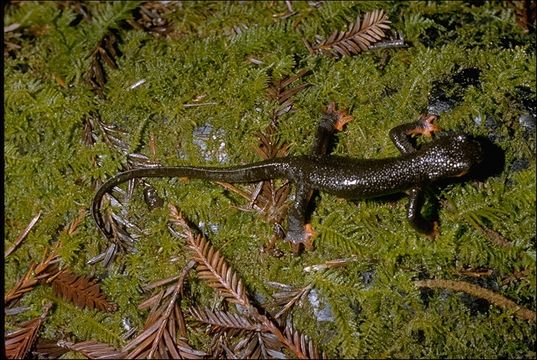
[5,1,535,358]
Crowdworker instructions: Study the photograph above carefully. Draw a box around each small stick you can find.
[183,102,217,108]
[415,279,536,321]
[5,211,42,258]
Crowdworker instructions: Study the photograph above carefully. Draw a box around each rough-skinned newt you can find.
[92,106,483,248]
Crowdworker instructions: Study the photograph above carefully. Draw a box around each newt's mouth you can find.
[455,169,469,177]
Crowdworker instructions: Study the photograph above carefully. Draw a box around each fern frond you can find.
[32,340,69,359]
[124,261,204,359]
[311,9,391,58]
[284,324,325,359]
[188,234,251,308]
[5,304,52,360]
[57,340,126,359]
[191,307,266,335]
[168,204,325,359]
[234,332,287,359]
[86,110,162,266]
[5,250,60,306]
[49,268,117,312]
[271,283,314,320]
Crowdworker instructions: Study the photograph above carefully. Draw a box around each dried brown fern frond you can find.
[168,204,324,359]
[308,9,391,58]
[123,261,204,359]
[251,69,310,233]
[84,33,120,95]
[507,0,536,33]
[189,233,251,308]
[255,130,292,161]
[6,211,91,305]
[268,282,314,320]
[31,339,70,359]
[209,334,237,359]
[5,303,52,360]
[57,340,126,359]
[214,69,309,244]
[191,307,267,335]
[49,268,117,312]
[250,129,291,226]
[84,112,138,265]
[253,127,291,216]
[5,249,60,306]
[234,332,287,359]
[267,69,311,124]
[168,202,251,308]
[283,323,325,359]
[63,207,87,235]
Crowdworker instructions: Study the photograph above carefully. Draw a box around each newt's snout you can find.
[455,134,483,174]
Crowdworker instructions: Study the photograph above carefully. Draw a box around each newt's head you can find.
[423,133,484,181]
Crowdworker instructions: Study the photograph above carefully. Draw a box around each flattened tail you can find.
[91,160,289,238]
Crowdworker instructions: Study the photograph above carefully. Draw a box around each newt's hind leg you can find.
[286,183,316,251]
[407,187,439,238]
[390,114,441,237]
[286,103,353,251]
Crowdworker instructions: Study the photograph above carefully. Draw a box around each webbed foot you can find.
[425,221,440,240]
[326,102,353,131]
[286,223,317,252]
[407,114,440,137]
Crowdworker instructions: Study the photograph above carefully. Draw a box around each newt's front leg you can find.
[389,114,440,154]
[311,102,353,156]
[390,114,440,237]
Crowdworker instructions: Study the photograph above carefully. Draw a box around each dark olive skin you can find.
[92,112,483,246]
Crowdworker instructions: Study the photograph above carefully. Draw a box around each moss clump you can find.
[5,1,535,358]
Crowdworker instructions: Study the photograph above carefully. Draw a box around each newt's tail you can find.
[91,160,289,239]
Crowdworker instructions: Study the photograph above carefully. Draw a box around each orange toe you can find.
[304,223,318,250]
[334,110,353,131]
